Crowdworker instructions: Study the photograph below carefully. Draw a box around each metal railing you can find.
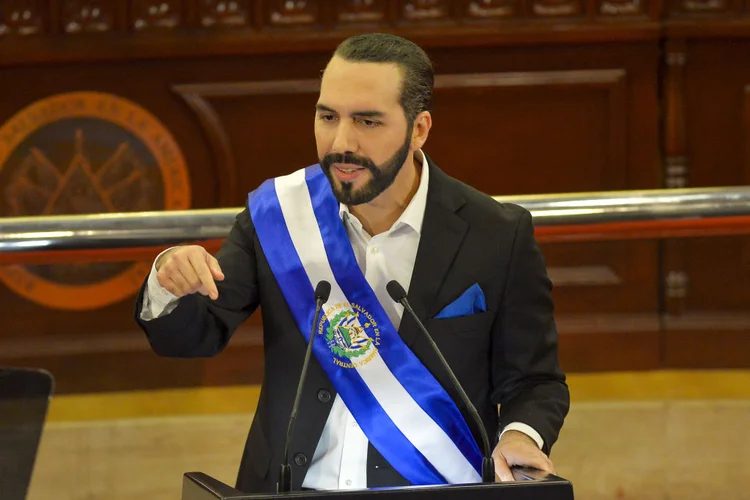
[1,186,749,265]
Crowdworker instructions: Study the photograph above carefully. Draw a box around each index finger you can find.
[188,251,219,300]
[493,456,514,482]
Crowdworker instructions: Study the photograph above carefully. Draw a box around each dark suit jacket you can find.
[134,159,570,493]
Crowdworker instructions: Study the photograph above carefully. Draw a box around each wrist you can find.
[155,247,178,270]
[500,429,537,448]
[499,423,544,450]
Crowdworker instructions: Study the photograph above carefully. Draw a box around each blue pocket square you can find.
[435,283,486,319]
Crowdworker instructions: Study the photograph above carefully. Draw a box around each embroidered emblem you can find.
[319,302,381,369]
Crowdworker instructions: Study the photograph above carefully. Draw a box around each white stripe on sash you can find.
[275,169,480,484]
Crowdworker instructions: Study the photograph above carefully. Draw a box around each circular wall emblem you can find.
[0,92,191,310]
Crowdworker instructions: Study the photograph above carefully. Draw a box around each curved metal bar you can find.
[508,186,750,222]
[1,187,749,254]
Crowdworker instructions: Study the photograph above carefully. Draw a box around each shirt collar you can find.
[339,149,430,235]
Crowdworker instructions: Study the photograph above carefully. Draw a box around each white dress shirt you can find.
[140,151,543,490]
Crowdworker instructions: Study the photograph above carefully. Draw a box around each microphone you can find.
[386,280,496,483]
[278,280,332,493]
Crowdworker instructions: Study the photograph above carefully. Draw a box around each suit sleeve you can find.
[491,209,570,455]
[134,208,260,358]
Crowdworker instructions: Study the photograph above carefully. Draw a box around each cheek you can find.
[314,124,333,157]
[366,135,403,164]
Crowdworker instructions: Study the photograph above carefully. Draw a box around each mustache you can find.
[322,152,376,171]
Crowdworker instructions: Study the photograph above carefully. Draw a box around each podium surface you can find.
[183,470,574,500]
[0,368,54,500]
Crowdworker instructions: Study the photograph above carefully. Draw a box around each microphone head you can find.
[386,280,407,303]
[314,280,332,303]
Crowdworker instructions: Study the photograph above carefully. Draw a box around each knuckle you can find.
[189,245,206,256]
[157,269,170,283]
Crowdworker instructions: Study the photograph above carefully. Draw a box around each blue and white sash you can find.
[248,165,482,485]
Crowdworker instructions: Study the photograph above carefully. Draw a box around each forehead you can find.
[319,56,403,110]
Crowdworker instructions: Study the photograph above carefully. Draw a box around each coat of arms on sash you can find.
[319,302,381,369]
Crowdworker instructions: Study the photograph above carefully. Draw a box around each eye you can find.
[319,114,337,122]
[358,118,380,128]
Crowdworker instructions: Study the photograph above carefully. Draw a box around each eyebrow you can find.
[315,104,386,119]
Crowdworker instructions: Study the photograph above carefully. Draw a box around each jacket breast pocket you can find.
[421,311,495,395]
[425,310,495,338]
[423,311,495,362]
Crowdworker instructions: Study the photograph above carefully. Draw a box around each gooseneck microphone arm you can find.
[386,280,496,483]
[278,280,332,493]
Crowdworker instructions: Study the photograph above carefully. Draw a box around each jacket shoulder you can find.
[443,174,530,227]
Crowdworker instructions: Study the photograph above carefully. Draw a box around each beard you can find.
[320,135,412,206]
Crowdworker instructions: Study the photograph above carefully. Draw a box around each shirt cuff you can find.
[499,422,544,450]
[140,247,180,321]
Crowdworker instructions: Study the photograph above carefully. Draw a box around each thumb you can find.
[207,254,224,281]
[493,453,514,482]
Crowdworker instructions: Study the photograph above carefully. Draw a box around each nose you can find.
[331,121,357,155]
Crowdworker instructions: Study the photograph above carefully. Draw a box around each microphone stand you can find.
[386,280,496,483]
[278,282,331,493]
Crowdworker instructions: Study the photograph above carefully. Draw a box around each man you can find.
[135,33,569,493]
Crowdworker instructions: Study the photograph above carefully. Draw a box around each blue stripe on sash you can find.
[249,174,446,485]
[304,166,483,474]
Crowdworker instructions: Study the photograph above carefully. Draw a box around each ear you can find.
[410,111,432,151]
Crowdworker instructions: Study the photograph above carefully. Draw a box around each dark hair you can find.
[333,33,434,124]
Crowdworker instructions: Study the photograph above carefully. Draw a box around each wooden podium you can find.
[182,468,575,499]
[0,368,53,500]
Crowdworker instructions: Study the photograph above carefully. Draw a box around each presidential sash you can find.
[248,165,482,485]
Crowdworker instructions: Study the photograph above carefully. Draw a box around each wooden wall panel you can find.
[429,69,628,194]
[172,78,324,206]
[661,39,750,368]
[0,0,748,392]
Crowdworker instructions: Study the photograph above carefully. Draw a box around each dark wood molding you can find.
[0,0,667,69]
[664,312,750,368]
[172,85,239,206]
[173,79,322,97]
[548,266,623,286]
[0,25,664,68]
[664,311,750,330]
[434,68,627,88]
[745,85,750,184]
[5,1,750,70]
[0,325,263,359]
[664,39,688,189]
[662,38,689,318]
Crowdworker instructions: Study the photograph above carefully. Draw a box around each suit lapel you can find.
[398,160,468,348]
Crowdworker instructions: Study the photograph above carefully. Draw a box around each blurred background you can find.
[0,0,749,498]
